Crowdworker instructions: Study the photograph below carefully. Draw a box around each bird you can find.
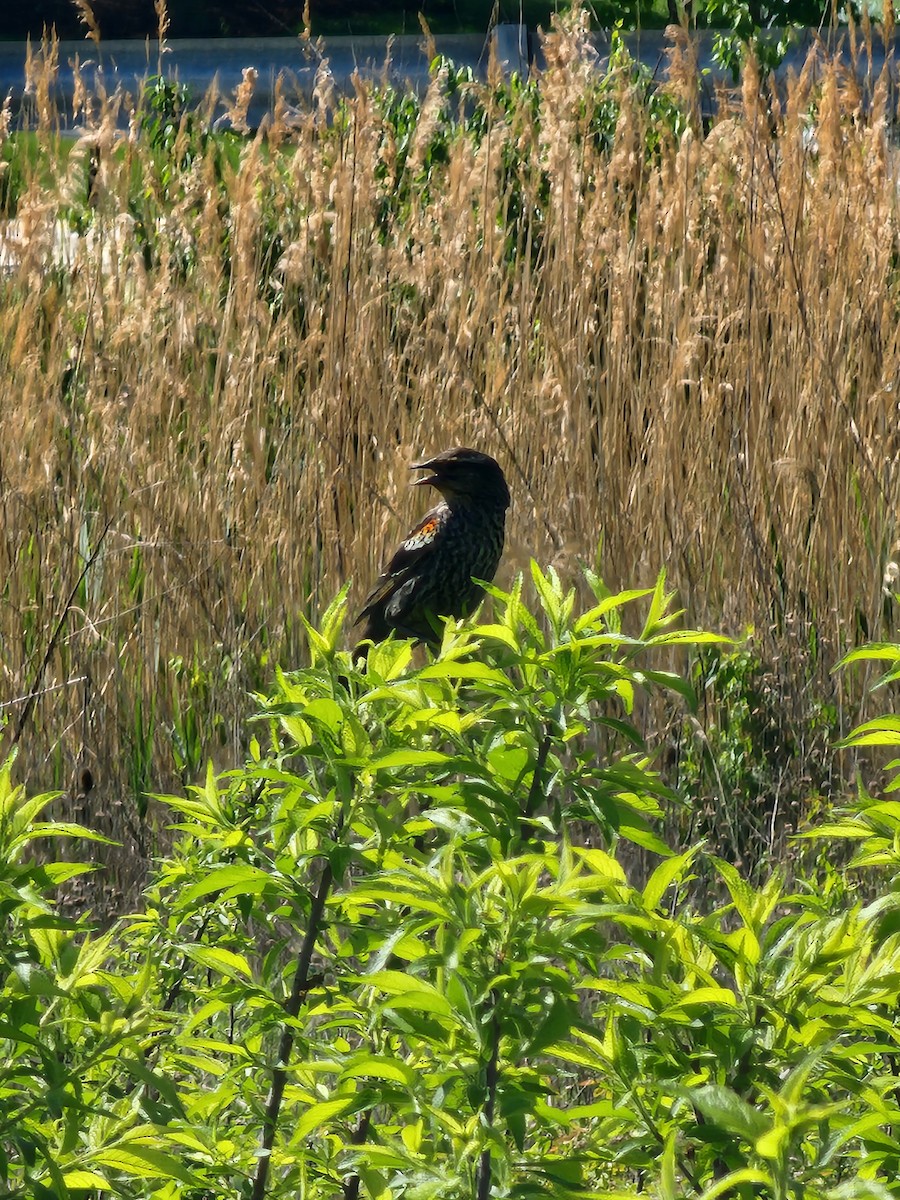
[354,446,510,652]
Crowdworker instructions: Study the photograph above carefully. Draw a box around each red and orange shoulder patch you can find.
[403,514,442,552]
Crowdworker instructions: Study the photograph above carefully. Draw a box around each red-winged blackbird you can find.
[355,446,510,650]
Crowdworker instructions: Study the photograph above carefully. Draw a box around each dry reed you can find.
[1,12,899,907]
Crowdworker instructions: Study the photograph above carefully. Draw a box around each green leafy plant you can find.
[118,566,724,1198]
[0,754,201,1195]
[10,584,900,1197]
[694,0,818,79]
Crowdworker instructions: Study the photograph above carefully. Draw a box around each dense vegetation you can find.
[5,576,900,1198]
[2,6,900,1193]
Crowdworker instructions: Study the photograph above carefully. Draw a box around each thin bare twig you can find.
[12,515,114,749]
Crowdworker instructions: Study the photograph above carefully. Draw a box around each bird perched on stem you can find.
[354,446,510,652]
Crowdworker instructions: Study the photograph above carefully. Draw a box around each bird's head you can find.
[410,447,511,508]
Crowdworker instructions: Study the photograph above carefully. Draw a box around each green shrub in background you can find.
[4,570,900,1197]
[0,760,193,1196]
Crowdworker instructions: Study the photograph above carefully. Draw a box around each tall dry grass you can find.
[1,12,899,906]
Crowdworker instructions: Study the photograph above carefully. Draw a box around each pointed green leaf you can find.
[369,749,451,771]
[295,1095,358,1140]
[698,1170,772,1200]
[181,946,254,981]
[341,1055,416,1087]
[92,1145,196,1183]
[687,1084,769,1141]
[180,864,272,903]
[643,847,697,910]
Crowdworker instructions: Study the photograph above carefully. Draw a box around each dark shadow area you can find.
[0,0,567,41]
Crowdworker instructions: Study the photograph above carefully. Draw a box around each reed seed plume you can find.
[154,0,170,48]
[73,0,101,46]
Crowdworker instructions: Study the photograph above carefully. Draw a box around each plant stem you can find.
[250,858,334,1200]
[476,1007,500,1200]
[341,1110,373,1200]
[520,730,551,842]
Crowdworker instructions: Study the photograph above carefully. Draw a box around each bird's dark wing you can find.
[354,505,448,631]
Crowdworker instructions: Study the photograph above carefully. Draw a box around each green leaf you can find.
[63,1170,111,1189]
[531,560,562,624]
[341,1056,416,1087]
[838,716,900,747]
[295,1095,358,1140]
[686,1084,769,1141]
[91,1145,196,1183]
[574,587,654,632]
[359,970,456,1019]
[575,847,627,884]
[28,822,117,843]
[647,630,731,646]
[537,1099,633,1125]
[180,864,272,903]
[698,1170,772,1200]
[712,857,756,926]
[837,643,900,669]
[418,661,510,685]
[642,847,697,910]
[487,744,531,784]
[181,945,254,981]
[40,861,95,883]
[664,985,738,1012]
[640,570,681,638]
[474,622,521,651]
[303,698,345,735]
[615,813,671,856]
[755,1121,788,1160]
[369,749,451,770]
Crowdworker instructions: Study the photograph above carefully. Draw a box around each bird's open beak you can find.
[410,458,440,487]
